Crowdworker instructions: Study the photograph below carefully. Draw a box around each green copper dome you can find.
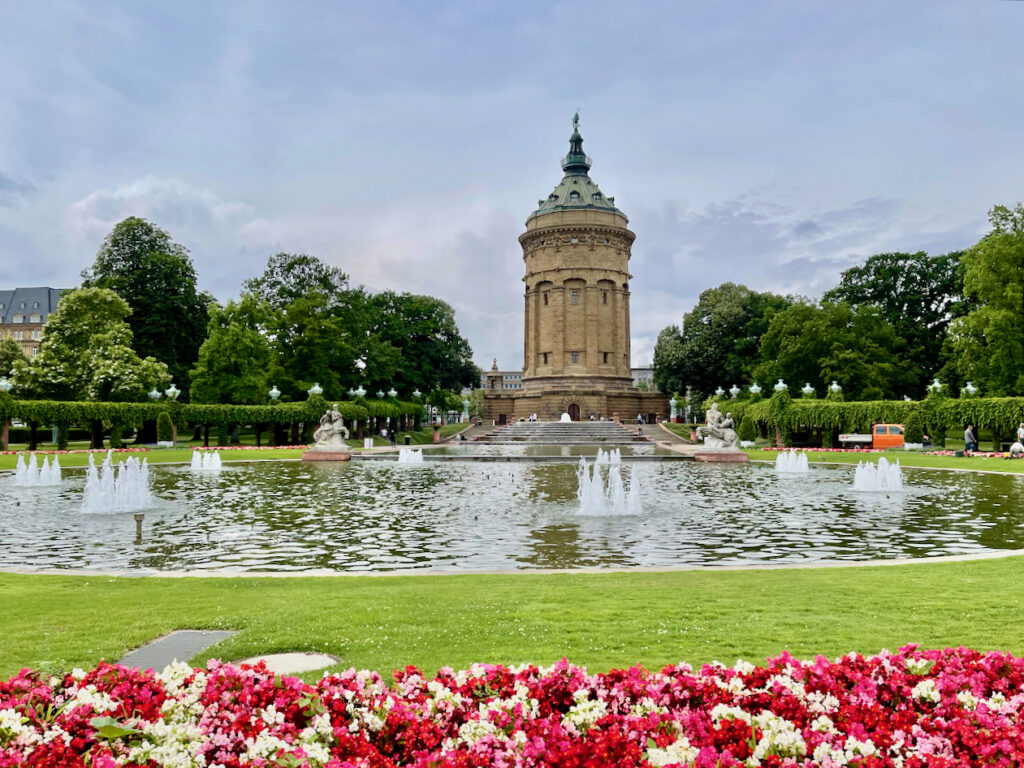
[527,114,626,222]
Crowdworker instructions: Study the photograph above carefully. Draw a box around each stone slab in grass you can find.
[119,630,238,671]
[234,652,340,675]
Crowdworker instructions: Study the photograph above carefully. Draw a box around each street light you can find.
[0,377,11,393]
[307,382,323,396]
[268,385,281,400]
[165,382,180,401]
[148,387,161,401]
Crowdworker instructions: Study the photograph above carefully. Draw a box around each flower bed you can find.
[0,447,151,456]
[189,445,309,451]
[2,646,1022,766]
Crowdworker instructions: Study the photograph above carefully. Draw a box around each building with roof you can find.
[482,116,667,423]
[0,287,65,362]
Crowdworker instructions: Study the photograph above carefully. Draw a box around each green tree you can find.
[948,204,1024,395]
[13,287,170,401]
[370,292,478,393]
[190,296,274,404]
[754,301,909,400]
[242,252,350,311]
[82,217,209,394]
[0,337,25,377]
[653,283,790,401]
[824,251,965,394]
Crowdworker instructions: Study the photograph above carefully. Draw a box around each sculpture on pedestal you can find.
[303,404,353,461]
[696,402,740,451]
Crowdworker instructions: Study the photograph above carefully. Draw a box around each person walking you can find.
[1017,422,1024,444]
[964,425,977,452]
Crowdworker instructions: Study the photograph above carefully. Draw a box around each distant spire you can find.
[561,113,591,173]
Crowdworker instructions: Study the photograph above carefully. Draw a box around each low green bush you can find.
[156,412,174,443]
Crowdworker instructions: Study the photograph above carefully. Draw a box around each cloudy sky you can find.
[2,1,1022,370]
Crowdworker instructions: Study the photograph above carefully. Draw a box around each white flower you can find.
[648,735,699,766]
[810,715,838,734]
[956,690,978,710]
[710,704,751,724]
[457,717,501,746]
[72,685,117,713]
[562,696,608,733]
[750,712,806,761]
[911,679,940,704]
[905,657,935,675]
[845,736,878,758]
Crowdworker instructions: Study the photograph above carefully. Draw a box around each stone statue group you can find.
[697,402,740,451]
[313,404,350,448]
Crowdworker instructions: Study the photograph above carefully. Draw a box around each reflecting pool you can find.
[2,460,1023,572]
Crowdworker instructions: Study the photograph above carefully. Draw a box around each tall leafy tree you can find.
[242,252,350,311]
[13,287,169,401]
[948,203,1024,395]
[190,297,274,404]
[82,217,209,394]
[652,283,790,401]
[754,301,910,400]
[0,337,25,378]
[370,291,478,393]
[824,251,965,394]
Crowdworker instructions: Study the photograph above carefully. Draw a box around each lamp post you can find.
[268,385,281,401]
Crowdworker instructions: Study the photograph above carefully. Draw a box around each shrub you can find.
[156,411,174,443]
[738,415,756,442]
[904,410,923,443]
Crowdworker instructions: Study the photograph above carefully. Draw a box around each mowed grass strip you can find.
[3,556,1024,680]
[746,448,1024,473]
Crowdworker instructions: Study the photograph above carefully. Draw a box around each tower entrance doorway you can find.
[567,404,581,421]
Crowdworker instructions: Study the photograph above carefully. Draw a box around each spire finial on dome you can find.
[562,112,591,173]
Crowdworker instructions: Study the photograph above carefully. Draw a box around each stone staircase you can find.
[473,420,648,444]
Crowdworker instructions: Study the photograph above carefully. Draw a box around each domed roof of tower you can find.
[527,114,626,222]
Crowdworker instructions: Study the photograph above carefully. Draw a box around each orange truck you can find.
[838,424,905,449]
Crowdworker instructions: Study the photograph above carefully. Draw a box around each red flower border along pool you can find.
[2,646,1022,766]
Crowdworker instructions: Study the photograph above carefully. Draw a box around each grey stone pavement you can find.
[118,630,237,670]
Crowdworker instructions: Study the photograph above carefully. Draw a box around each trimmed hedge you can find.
[699,390,1024,447]
[0,394,423,433]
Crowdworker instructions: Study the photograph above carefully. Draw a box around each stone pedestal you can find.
[301,449,352,462]
[694,451,749,463]
[432,426,441,443]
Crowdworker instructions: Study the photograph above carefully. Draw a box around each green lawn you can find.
[747,448,1024,473]
[0,423,471,470]
[3,556,1024,680]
